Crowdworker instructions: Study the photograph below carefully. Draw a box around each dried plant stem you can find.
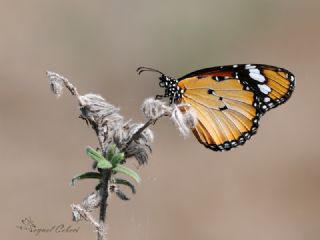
[124,114,167,150]
[97,228,106,240]
[47,71,80,97]
[62,80,79,97]
[71,204,106,240]
[126,119,156,146]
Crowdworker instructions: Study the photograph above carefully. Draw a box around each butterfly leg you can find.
[155,95,164,100]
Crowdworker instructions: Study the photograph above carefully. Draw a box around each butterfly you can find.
[137,64,295,151]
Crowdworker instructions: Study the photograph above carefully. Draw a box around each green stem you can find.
[99,168,111,223]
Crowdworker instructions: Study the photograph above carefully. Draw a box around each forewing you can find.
[179,64,295,112]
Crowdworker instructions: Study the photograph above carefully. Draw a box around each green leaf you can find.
[106,144,124,166]
[114,178,136,194]
[70,172,101,186]
[107,144,116,161]
[86,146,112,169]
[86,146,105,163]
[97,159,112,169]
[111,152,124,166]
[113,165,141,183]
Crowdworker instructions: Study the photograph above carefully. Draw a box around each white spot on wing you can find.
[249,68,260,74]
[249,73,266,82]
[290,75,295,81]
[245,64,256,69]
[258,84,271,94]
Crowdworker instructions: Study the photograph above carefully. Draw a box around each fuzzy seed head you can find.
[82,191,101,211]
[47,71,64,97]
[170,104,197,137]
[142,98,170,119]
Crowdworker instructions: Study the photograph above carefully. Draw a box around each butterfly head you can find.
[137,67,184,103]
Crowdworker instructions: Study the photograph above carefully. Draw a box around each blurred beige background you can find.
[1,0,320,240]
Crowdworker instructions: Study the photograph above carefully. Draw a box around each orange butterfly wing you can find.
[176,64,295,151]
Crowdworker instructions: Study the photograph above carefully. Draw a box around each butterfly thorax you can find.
[159,75,184,103]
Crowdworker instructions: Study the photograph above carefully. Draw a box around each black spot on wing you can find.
[219,105,228,111]
[208,89,215,94]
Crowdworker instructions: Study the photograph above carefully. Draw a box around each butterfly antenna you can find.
[137,67,165,76]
